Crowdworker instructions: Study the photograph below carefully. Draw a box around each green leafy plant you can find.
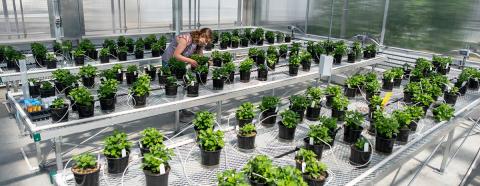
[345,74,365,88]
[279,44,288,55]
[69,87,94,106]
[306,87,323,103]
[51,98,66,109]
[53,69,78,86]
[295,148,317,162]
[267,54,277,66]
[365,80,381,93]
[217,169,248,186]
[307,124,333,144]
[276,31,285,41]
[140,127,164,149]
[252,28,265,42]
[117,36,126,46]
[198,128,224,151]
[304,159,328,182]
[130,74,151,96]
[41,81,53,90]
[275,165,308,186]
[236,102,255,120]
[101,69,116,80]
[99,48,109,57]
[112,64,123,73]
[280,110,300,128]
[239,58,254,72]
[258,96,280,111]
[195,65,209,74]
[103,131,132,158]
[223,62,236,74]
[383,69,396,81]
[325,85,342,96]
[289,95,309,110]
[79,64,97,78]
[248,48,259,58]
[344,110,364,129]
[145,34,157,46]
[446,86,459,95]
[159,66,171,76]
[333,41,347,56]
[239,123,256,136]
[432,103,455,122]
[375,115,399,138]
[31,42,47,60]
[73,48,85,58]
[393,110,412,128]
[243,155,275,184]
[212,68,228,80]
[290,42,301,55]
[332,95,349,110]
[127,65,138,73]
[365,44,377,54]
[72,153,97,170]
[405,106,425,121]
[98,79,118,99]
[300,50,312,63]
[412,93,434,107]
[319,116,337,131]
[193,111,215,130]
[46,53,56,63]
[142,143,174,174]
[355,137,368,150]
[169,57,187,71]
[288,55,301,66]
[265,31,275,41]
[369,95,383,109]
[191,54,209,66]
[222,52,233,63]
[267,46,278,56]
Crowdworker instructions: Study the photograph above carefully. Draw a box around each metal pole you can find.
[328,0,334,40]
[379,0,390,46]
[20,58,29,98]
[19,0,26,38]
[440,129,455,172]
[340,0,349,38]
[193,0,196,29]
[54,136,63,170]
[407,137,446,186]
[197,0,200,28]
[35,141,43,168]
[137,0,141,31]
[175,110,180,132]
[11,0,20,39]
[110,0,116,33]
[175,0,180,35]
[117,0,122,33]
[2,0,11,39]
[216,101,222,125]
[236,0,242,26]
[123,0,126,32]
[217,0,220,29]
[189,0,191,29]
[304,0,310,35]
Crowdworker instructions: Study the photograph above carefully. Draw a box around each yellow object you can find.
[382,92,393,107]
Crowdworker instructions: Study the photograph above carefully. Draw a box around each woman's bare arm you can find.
[173,37,198,67]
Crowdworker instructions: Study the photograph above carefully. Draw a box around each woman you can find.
[162,28,212,67]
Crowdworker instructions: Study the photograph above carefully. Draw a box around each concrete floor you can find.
[1,84,480,186]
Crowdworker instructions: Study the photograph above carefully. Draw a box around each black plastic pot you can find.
[196,72,208,85]
[132,94,147,107]
[82,76,95,88]
[237,118,253,128]
[410,120,418,132]
[116,72,123,82]
[347,53,356,63]
[333,54,342,64]
[151,50,161,57]
[46,60,57,69]
[393,78,402,87]
[363,51,372,59]
[306,107,321,121]
[301,61,311,71]
[77,104,94,118]
[303,137,325,159]
[303,173,328,186]
[126,72,138,85]
[213,59,222,67]
[200,147,221,166]
[256,39,264,46]
[279,51,287,58]
[397,127,410,144]
[40,87,55,98]
[144,168,169,186]
[444,92,458,105]
[375,134,396,154]
[468,78,479,90]
[74,56,85,66]
[343,126,364,144]
[29,84,40,97]
[241,39,249,47]
[72,166,100,186]
[220,42,228,50]
[165,84,178,96]
[255,56,266,66]
[261,109,277,126]
[107,154,129,174]
[100,55,109,63]
[100,97,115,112]
[382,79,394,91]
[187,83,199,97]
[127,45,134,53]
[459,84,467,95]
[325,95,334,107]
[285,36,291,42]
[158,74,168,85]
[350,145,372,166]
[173,68,186,80]
[404,91,413,104]
[135,51,144,59]
[237,132,256,150]
[257,69,268,81]
[51,104,69,122]
[344,86,356,98]
[278,122,297,140]
[331,109,345,121]
[289,65,299,76]
[240,71,251,83]
[213,79,224,90]
[290,107,306,122]
[231,42,239,48]
[327,129,338,147]
[146,69,156,81]
[437,67,448,75]
[226,72,235,84]
[267,38,275,44]
[118,52,127,61]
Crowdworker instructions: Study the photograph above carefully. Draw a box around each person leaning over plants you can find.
[161,28,213,68]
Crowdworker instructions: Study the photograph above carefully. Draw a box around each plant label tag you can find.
[101,77,107,82]
[159,163,165,174]
[190,81,195,86]
[429,67,433,71]
[29,82,34,86]
[97,153,101,163]
[364,143,369,152]
[185,75,190,81]
[462,81,467,87]
[121,149,126,158]
[147,65,151,71]
[235,125,239,131]
[309,137,314,145]
[134,71,137,75]
[139,141,143,149]
[390,79,394,83]
[160,70,163,76]
[310,101,316,108]
[118,69,122,74]
[301,162,306,173]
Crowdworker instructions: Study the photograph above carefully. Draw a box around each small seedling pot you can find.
[261,108,277,126]
[350,144,372,167]
[240,71,251,83]
[200,147,222,166]
[278,121,297,140]
[77,103,94,118]
[257,69,268,81]
[132,94,147,107]
[144,168,170,186]
[303,137,325,159]
[375,134,396,154]
[50,104,69,122]
[72,165,100,186]
[107,153,129,174]
[306,106,321,121]
[186,83,199,97]
[165,84,178,97]
[343,126,364,144]
[237,131,256,150]
[82,76,95,88]
[289,65,299,76]
[100,97,115,112]
[213,79,225,90]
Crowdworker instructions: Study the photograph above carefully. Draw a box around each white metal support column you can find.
[217,0,220,28]
[110,0,116,33]
[137,0,141,31]
[11,0,20,39]
[216,101,222,125]
[304,0,310,35]
[380,0,390,46]
[19,0,26,38]
[197,0,201,28]
[55,136,63,171]
[2,0,12,39]
[440,129,455,172]
[117,0,122,33]
[236,0,242,26]
[328,0,334,40]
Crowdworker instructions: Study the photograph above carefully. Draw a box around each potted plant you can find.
[278,110,300,140]
[53,41,61,54]
[231,36,240,48]
[288,55,301,76]
[144,65,157,81]
[50,98,69,122]
[252,28,265,45]
[344,74,364,98]
[130,74,151,107]
[157,66,171,85]
[71,153,100,186]
[347,49,356,63]
[310,42,325,63]
[305,124,332,159]
[290,42,301,57]
[276,165,308,185]
[52,69,79,95]
[444,86,459,105]
[365,80,381,100]
[412,93,434,113]
[382,69,396,91]
[302,159,329,186]
[405,106,425,132]
[333,41,347,64]
[305,87,322,121]
[69,87,94,118]
[151,42,162,57]
[456,72,469,95]
[353,41,363,60]
[103,39,117,57]
[31,42,47,66]
[184,72,199,97]
[240,34,249,47]
[259,96,280,126]
[79,65,97,88]
[144,34,157,50]
[265,31,275,44]
[403,82,420,104]
[300,51,312,71]
[375,115,399,154]
[80,39,97,60]
[117,36,126,47]
[279,44,288,58]
[4,46,24,71]
[289,95,309,122]
[142,144,173,186]
[217,169,248,185]
[238,58,254,83]
[212,31,219,44]
[322,40,334,55]
[126,38,135,53]
[267,46,278,59]
[236,102,255,127]
[126,65,138,84]
[432,103,455,122]
[364,44,377,59]
[433,56,452,75]
[243,155,275,185]
[267,54,276,70]
[285,34,292,43]
[368,95,383,118]
[212,68,227,90]
[393,110,411,144]
[392,68,404,87]
[224,62,236,84]
[99,48,110,63]
[343,110,364,143]
[40,81,55,98]
[257,64,268,81]
[103,131,132,174]
[112,64,124,82]
[194,65,209,85]
[350,137,372,166]
[117,46,128,61]
[158,36,167,54]
[325,85,341,107]
[466,67,480,90]
[98,79,118,112]
[193,111,215,132]
[294,148,317,170]
[331,95,349,121]
[73,48,86,66]
[237,123,256,150]
[45,53,57,69]
[222,52,233,65]
[135,40,145,59]
[220,33,230,50]
[28,79,40,97]
[198,128,224,166]
[139,128,164,156]
[211,50,222,67]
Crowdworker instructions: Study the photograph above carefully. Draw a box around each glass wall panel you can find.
[0,0,51,41]
[255,0,308,32]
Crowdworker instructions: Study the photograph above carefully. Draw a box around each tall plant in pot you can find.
[288,55,301,76]
[318,116,338,147]
[220,33,230,50]
[325,85,342,107]
[169,58,187,80]
[331,95,349,121]
[139,127,164,156]
[71,153,100,186]
[393,110,411,144]
[73,48,86,66]
[365,80,381,100]
[267,54,277,70]
[265,31,275,44]
[278,110,300,140]
[240,33,249,47]
[350,137,372,167]
[252,28,265,45]
[224,62,236,84]
[392,68,404,87]
[305,87,323,121]
[343,110,364,143]
[144,65,157,81]
[79,65,97,88]
[157,66,171,85]
[99,48,110,63]
[444,86,459,105]
[294,148,317,170]
[375,115,399,154]
[184,72,199,97]
[69,87,94,118]
[211,50,222,67]
[405,106,425,132]
[302,159,329,186]
[275,165,308,185]
[289,95,309,122]
[239,58,254,82]
[50,98,69,122]
[198,129,224,166]
[257,64,268,81]
[28,79,40,97]
[117,46,128,61]
[237,123,257,150]
[142,144,174,186]
[4,46,25,71]
[279,44,288,58]
[194,65,209,85]
[135,40,145,59]
[193,111,215,132]
[98,79,118,112]
[344,74,364,98]
[151,42,163,57]
[300,51,312,71]
[45,53,58,69]
[243,155,275,185]
[353,41,363,60]
[236,102,255,127]
[259,96,280,126]
[126,65,138,85]
[382,69,396,91]
[103,131,132,174]
[290,42,301,56]
[333,41,347,64]
[432,103,454,122]
[144,34,157,50]
[364,44,377,59]
[53,69,79,95]
[412,93,434,113]
[231,36,240,48]
[31,42,47,66]
[276,31,285,43]
[112,64,124,82]
[126,38,135,53]
[305,124,332,159]
[212,68,227,90]
[130,74,151,107]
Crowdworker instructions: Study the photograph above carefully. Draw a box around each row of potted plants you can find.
[206,28,292,50]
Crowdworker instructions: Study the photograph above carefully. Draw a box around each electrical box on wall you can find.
[60,0,85,39]
[319,55,333,77]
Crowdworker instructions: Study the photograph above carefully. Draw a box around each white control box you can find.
[319,55,333,77]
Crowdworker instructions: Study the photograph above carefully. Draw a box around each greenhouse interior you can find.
[0,0,480,185]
